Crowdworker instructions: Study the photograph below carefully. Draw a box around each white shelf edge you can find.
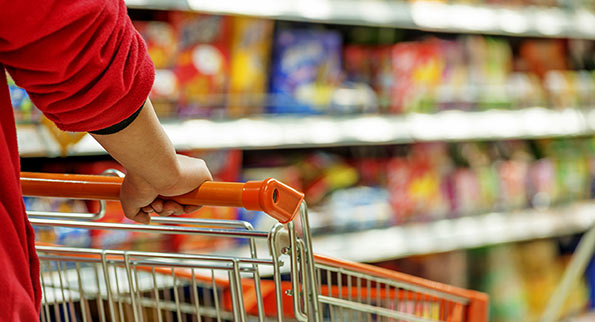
[209,201,595,266]
[311,201,595,263]
[18,107,595,157]
[125,0,595,40]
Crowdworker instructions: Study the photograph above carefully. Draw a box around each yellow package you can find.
[227,17,273,117]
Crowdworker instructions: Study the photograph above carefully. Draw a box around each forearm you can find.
[91,99,212,222]
[91,99,180,192]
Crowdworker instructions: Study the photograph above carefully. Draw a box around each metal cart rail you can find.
[22,172,489,322]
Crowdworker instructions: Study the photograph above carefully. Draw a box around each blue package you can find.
[327,186,392,231]
[587,256,595,309]
[7,75,37,122]
[8,83,30,109]
[269,29,342,114]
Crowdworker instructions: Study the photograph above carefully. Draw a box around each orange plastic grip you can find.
[20,172,304,224]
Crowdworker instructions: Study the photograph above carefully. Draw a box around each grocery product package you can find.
[467,37,512,110]
[227,17,273,117]
[171,12,230,118]
[133,20,180,118]
[6,72,40,123]
[269,29,342,114]
[469,245,528,322]
[390,36,515,113]
[387,143,451,223]
[134,20,178,69]
[391,39,444,114]
[343,45,392,113]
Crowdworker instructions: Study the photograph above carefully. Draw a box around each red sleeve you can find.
[0,0,154,132]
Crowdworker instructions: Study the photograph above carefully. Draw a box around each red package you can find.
[171,13,231,117]
[387,158,415,223]
[356,158,388,186]
[451,168,481,216]
[343,45,392,112]
[391,40,443,113]
[519,40,567,78]
[344,45,374,84]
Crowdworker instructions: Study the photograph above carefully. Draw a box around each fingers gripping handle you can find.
[166,178,304,223]
[20,172,304,224]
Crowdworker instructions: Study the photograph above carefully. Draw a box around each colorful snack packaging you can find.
[343,45,392,112]
[134,20,178,69]
[171,13,230,118]
[133,20,179,118]
[372,46,393,111]
[227,17,273,117]
[391,39,443,114]
[343,45,374,85]
[475,38,512,110]
[7,73,40,123]
[269,29,342,114]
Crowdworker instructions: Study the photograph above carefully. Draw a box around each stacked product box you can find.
[134,13,273,119]
[268,29,343,114]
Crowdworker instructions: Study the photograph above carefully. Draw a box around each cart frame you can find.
[22,171,489,322]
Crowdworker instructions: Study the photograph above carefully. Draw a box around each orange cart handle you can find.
[21,172,304,224]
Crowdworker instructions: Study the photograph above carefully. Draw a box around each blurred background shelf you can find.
[124,0,595,39]
[219,201,595,264]
[17,107,595,157]
[310,201,595,263]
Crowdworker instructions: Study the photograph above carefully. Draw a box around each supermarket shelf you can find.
[125,0,595,39]
[17,107,595,157]
[219,200,595,264]
[311,201,595,263]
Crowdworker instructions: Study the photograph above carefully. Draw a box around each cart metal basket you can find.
[22,172,489,322]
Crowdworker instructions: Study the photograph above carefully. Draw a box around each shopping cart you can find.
[22,171,489,322]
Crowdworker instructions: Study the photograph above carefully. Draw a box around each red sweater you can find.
[0,0,154,320]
